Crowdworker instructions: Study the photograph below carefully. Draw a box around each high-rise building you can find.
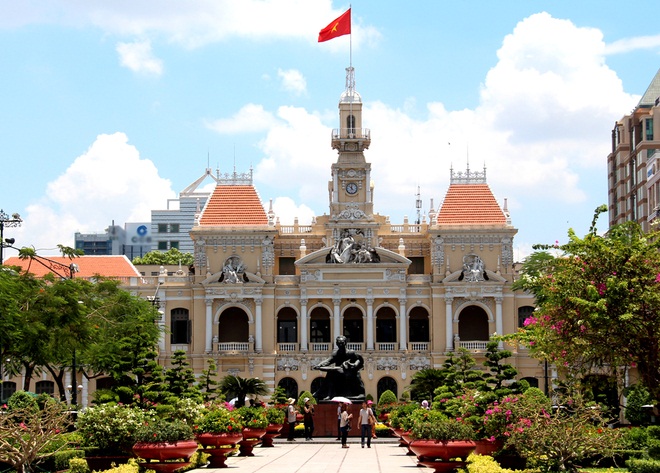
[150,168,218,253]
[608,69,660,230]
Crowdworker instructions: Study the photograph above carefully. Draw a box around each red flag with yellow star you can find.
[318,9,351,42]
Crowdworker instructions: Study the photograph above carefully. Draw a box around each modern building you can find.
[608,69,660,230]
[150,167,219,254]
[74,222,152,259]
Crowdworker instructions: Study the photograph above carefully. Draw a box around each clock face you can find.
[346,182,358,195]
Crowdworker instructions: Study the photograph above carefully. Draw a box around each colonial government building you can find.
[135,67,541,402]
[4,67,545,405]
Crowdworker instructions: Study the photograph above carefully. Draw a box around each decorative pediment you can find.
[201,271,265,286]
[296,246,411,266]
[442,268,506,284]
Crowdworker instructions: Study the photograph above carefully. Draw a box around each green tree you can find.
[409,368,444,402]
[199,359,221,402]
[512,205,660,402]
[132,248,194,266]
[220,375,268,408]
[163,350,202,403]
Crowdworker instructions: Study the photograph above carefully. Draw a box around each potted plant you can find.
[408,413,476,473]
[377,390,398,421]
[194,405,244,468]
[262,406,286,447]
[235,406,269,456]
[132,417,198,462]
[76,404,148,471]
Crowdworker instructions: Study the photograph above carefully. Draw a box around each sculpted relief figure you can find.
[312,335,365,401]
[326,229,380,264]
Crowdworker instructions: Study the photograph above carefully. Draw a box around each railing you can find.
[459,340,489,351]
[347,343,363,351]
[310,343,331,352]
[279,225,313,234]
[331,128,371,140]
[277,343,299,352]
[409,342,429,351]
[377,342,397,351]
[390,224,423,233]
[218,342,249,352]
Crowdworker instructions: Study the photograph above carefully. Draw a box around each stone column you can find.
[398,295,407,351]
[495,296,503,349]
[205,298,213,353]
[300,296,309,352]
[445,295,454,352]
[255,296,263,353]
[366,296,374,350]
[333,296,341,341]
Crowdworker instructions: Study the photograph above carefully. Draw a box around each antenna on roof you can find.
[233,144,236,173]
[415,185,422,225]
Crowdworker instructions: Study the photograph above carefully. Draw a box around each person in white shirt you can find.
[358,401,375,448]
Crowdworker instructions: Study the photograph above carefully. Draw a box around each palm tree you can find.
[220,375,269,407]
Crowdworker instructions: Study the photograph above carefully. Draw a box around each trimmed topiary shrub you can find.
[627,458,660,473]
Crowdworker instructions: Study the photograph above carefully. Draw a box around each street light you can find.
[0,210,22,264]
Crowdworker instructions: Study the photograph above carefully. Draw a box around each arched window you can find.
[278,377,299,401]
[0,381,16,402]
[35,380,55,396]
[409,306,430,342]
[343,306,363,343]
[310,377,325,399]
[520,377,539,388]
[277,307,298,343]
[310,307,331,343]
[377,377,398,401]
[518,306,535,328]
[458,305,489,340]
[218,307,249,342]
[376,306,396,343]
[171,308,191,344]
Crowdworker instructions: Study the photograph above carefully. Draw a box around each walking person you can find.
[336,402,342,440]
[286,397,298,441]
[359,401,375,448]
[367,400,378,439]
[303,397,315,440]
[339,403,352,448]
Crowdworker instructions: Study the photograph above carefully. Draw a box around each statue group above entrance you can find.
[326,229,380,264]
[458,254,489,282]
[219,256,248,283]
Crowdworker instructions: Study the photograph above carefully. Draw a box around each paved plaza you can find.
[195,438,420,473]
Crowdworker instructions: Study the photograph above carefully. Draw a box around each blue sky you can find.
[1,1,659,259]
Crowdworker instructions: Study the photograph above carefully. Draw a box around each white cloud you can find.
[116,40,163,76]
[270,196,315,225]
[228,12,639,233]
[278,68,307,96]
[605,34,660,55]
[205,103,279,134]
[0,1,378,49]
[12,133,175,253]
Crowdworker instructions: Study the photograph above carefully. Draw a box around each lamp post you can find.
[0,209,22,264]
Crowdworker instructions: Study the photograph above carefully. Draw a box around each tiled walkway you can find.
[194,438,420,473]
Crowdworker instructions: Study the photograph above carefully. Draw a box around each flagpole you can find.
[349,4,352,68]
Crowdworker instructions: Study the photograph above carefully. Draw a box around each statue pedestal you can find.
[301,402,362,438]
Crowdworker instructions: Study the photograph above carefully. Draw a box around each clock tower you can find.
[328,67,374,220]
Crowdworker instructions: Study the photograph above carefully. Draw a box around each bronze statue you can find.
[312,335,365,401]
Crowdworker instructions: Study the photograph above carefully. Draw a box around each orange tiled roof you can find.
[436,184,507,225]
[3,255,141,278]
[199,185,268,226]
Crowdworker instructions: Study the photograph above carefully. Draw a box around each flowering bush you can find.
[235,406,268,429]
[194,406,243,434]
[265,406,285,425]
[133,417,194,444]
[482,396,520,442]
[76,404,148,454]
[410,415,475,443]
[388,403,419,430]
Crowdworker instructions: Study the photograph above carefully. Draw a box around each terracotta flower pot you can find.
[408,439,476,462]
[132,440,198,461]
[195,433,243,468]
[473,439,504,456]
[261,423,283,447]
